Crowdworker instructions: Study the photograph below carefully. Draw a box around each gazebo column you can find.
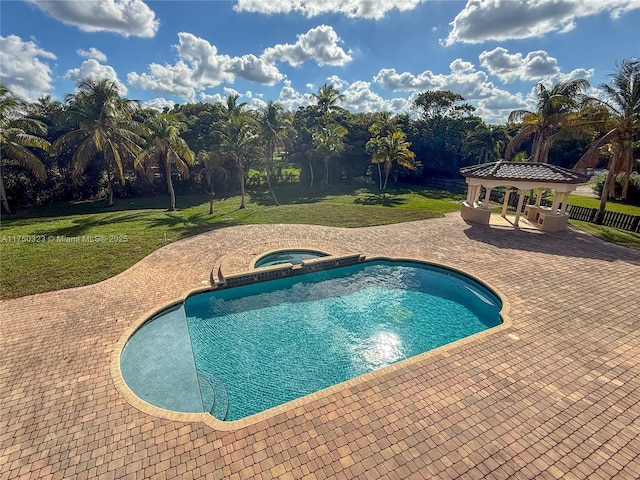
[465,185,474,204]
[535,188,543,207]
[514,190,526,227]
[501,189,511,217]
[551,191,561,213]
[473,185,482,205]
[460,183,492,225]
[560,192,570,214]
[483,188,493,208]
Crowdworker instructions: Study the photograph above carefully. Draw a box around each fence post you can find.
[631,216,640,233]
[588,208,597,222]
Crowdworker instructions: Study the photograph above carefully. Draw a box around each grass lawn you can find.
[566,195,640,250]
[1,184,463,298]
[568,194,640,215]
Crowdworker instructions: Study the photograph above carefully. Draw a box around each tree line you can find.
[1,59,638,222]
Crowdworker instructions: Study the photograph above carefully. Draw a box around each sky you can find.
[1,0,639,124]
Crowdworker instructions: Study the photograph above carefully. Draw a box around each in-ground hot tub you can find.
[253,249,328,268]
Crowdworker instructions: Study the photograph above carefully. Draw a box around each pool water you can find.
[121,260,502,421]
[254,250,327,268]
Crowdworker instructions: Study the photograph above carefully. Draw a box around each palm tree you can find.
[135,113,195,211]
[367,130,416,193]
[312,123,347,188]
[197,150,227,214]
[259,101,293,206]
[0,85,53,213]
[224,93,248,119]
[506,79,590,163]
[369,111,398,137]
[574,59,640,223]
[217,115,259,209]
[469,124,509,164]
[313,83,345,119]
[366,112,400,189]
[54,78,146,206]
[365,135,385,191]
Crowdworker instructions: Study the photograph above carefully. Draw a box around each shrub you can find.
[591,172,640,205]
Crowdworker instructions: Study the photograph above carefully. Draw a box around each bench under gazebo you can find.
[459,161,590,232]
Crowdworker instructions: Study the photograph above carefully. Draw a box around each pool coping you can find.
[111,253,512,432]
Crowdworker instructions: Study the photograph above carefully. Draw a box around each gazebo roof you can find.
[460,161,589,184]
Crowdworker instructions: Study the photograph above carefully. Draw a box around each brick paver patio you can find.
[2,215,639,479]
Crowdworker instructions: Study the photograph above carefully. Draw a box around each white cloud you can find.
[26,0,158,38]
[199,89,266,110]
[371,59,551,122]
[341,80,411,113]
[445,0,640,45]
[222,87,241,98]
[65,59,128,95]
[325,75,347,90]
[198,92,225,104]
[77,47,107,62]
[276,79,316,110]
[0,35,56,101]
[475,91,530,124]
[373,60,495,99]
[128,32,283,102]
[229,54,284,84]
[141,97,176,111]
[129,26,351,101]
[234,0,424,19]
[277,76,411,114]
[262,25,352,67]
[479,47,593,84]
[127,61,198,101]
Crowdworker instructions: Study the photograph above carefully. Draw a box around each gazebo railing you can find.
[424,179,640,233]
[484,188,640,233]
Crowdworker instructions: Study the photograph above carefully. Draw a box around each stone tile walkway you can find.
[2,215,639,479]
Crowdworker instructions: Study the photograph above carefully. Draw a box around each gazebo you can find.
[459,161,590,232]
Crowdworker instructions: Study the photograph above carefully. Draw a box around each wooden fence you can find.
[422,178,640,234]
[565,206,640,233]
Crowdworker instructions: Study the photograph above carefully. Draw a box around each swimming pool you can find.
[120,259,503,423]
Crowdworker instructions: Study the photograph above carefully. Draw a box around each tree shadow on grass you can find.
[248,184,366,206]
[415,188,465,200]
[29,212,162,238]
[142,206,264,239]
[7,194,212,221]
[353,193,407,207]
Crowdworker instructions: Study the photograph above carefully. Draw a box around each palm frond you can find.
[505,125,535,158]
[1,143,47,180]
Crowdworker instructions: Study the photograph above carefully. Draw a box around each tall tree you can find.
[312,83,345,118]
[290,106,319,187]
[468,124,509,164]
[135,112,195,211]
[312,123,347,188]
[369,111,398,137]
[54,78,146,206]
[0,85,52,213]
[217,115,259,209]
[197,150,227,215]
[413,91,473,121]
[574,59,640,223]
[367,130,416,193]
[506,79,590,163]
[225,93,248,117]
[411,90,480,178]
[259,101,293,206]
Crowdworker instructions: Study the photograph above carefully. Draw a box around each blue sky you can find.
[1,0,639,123]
